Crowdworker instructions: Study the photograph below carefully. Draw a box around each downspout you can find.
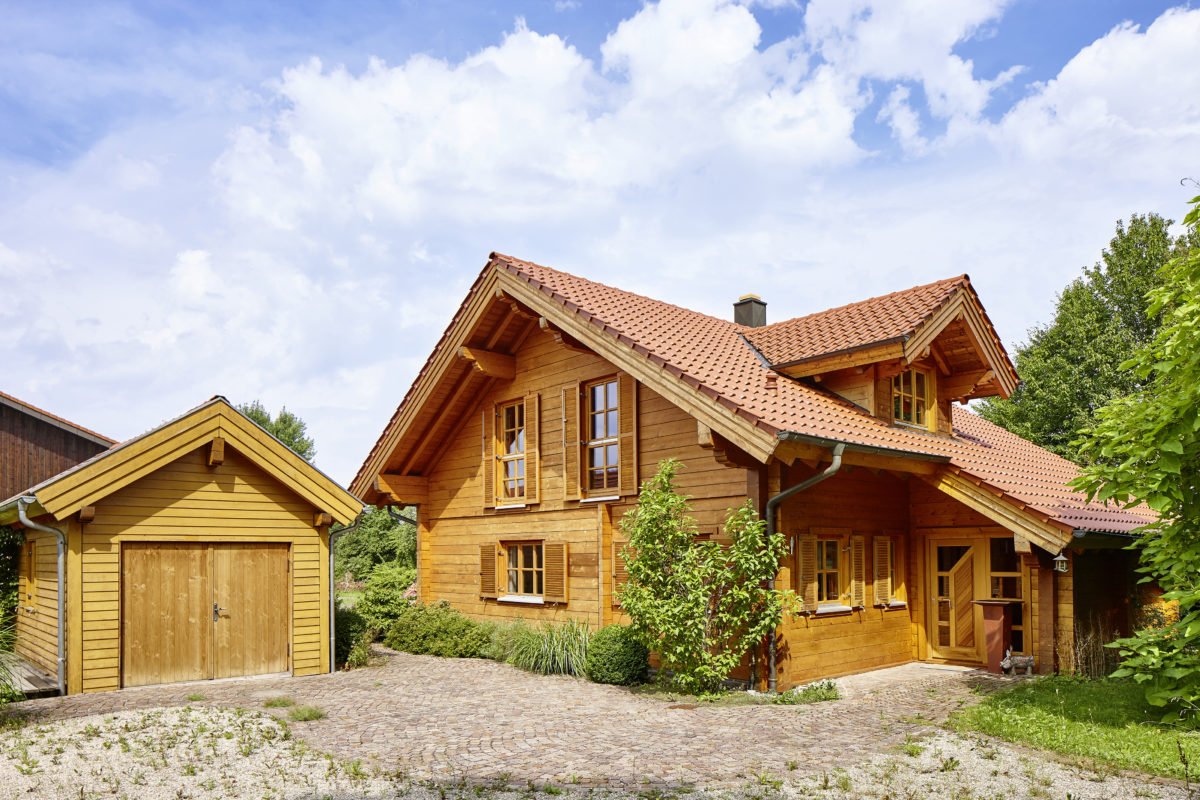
[17,497,66,696]
[762,443,845,693]
[328,513,365,673]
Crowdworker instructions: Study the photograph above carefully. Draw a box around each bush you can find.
[346,629,374,668]
[356,562,416,632]
[585,625,648,685]
[483,620,533,662]
[334,605,368,668]
[506,620,590,677]
[383,601,493,659]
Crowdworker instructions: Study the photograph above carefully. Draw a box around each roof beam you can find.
[397,369,483,476]
[375,474,429,506]
[539,317,591,353]
[458,347,515,380]
[920,469,1071,553]
[942,369,994,402]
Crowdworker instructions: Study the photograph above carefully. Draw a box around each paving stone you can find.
[3,647,1011,788]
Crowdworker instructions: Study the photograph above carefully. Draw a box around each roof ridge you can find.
[755,273,969,333]
[490,252,743,330]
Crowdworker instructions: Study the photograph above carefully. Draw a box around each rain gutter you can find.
[16,496,66,696]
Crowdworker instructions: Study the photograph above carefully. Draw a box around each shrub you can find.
[356,562,416,632]
[507,620,590,677]
[346,628,374,668]
[483,620,534,662]
[383,601,493,659]
[585,625,649,686]
[334,605,368,668]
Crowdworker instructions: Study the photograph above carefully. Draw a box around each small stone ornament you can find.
[1000,648,1035,676]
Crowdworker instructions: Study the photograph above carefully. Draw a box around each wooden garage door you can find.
[122,542,289,688]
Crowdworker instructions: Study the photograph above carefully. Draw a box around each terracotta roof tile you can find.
[744,276,968,366]
[493,254,1152,535]
[0,390,116,446]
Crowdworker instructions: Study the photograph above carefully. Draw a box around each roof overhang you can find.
[0,393,115,448]
[921,467,1073,553]
[774,431,949,475]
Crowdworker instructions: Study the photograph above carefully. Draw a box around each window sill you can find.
[580,495,620,504]
[494,503,528,511]
[496,595,545,605]
[879,600,908,610]
[813,604,855,616]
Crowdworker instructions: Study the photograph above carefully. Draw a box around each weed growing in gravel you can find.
[288,705,326,722]
[263,696,296,708]
[899,734,926,758]
[186,693,206,701]
[774,679,840,705]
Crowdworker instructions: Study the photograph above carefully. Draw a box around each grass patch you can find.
[287,705,326,722]
[263,696,296,709]
[337,590,363,608]
[185,693,205,702]
[950,676,1200,779]
[775,679,840,705]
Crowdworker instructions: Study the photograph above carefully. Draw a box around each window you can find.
[797,529,863,612]
[480,541,569,604]
[498,400,526,501]
[585,378,619,492]
[817,540,841,603]
[507,542,544,597]
[892,368,929,427]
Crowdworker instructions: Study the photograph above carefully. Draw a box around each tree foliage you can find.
[618,460,785,694]
[333,506,415,583]
[237,400,317,462]
[979,214,1200,463]
[1074,194,1200,720]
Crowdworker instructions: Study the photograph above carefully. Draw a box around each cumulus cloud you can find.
[1,0,1198,482]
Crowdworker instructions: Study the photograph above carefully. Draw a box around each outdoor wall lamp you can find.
[1053,552,1069,573]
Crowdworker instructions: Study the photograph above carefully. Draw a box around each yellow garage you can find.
[0,397,362,695]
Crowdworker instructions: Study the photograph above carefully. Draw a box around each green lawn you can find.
[337,590,363,608]
[950,676,1200,779]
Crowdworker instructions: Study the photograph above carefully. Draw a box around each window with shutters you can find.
[797,529,863,613]
[585,378,620,492]
[497,400,526,501]
[481,540,569,605]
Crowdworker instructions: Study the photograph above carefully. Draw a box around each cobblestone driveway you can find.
[6,649,1004,788]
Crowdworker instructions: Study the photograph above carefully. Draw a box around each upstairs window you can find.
[892,368,929,428]
[586,378,620,492]
[498,400,526,501]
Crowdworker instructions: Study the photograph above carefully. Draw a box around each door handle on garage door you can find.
[212,602,229,621]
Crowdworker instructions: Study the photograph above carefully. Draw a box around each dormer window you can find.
[892,368,929,428]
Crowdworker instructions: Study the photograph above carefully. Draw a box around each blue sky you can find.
[1,0,1197,483]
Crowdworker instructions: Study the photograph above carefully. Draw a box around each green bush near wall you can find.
[585,625,649,685]
[383,601,493,658]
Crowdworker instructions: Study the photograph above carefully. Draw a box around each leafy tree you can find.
[618,460,786,694]
[237,400,316,462]
[979,214,1200,463]
[333,506,415,583]
[1074,194,1200,719]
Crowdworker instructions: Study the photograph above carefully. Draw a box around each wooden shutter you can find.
[617,373,638,497]
[796,533,817,612]
[612,538,629,606]
[482,407,496,509]
[850,535,866,608]
[874,536,893,606]
[524,393,540,505]
[480,543,498,599]
[544,542,569,604]
[562,383,581,500]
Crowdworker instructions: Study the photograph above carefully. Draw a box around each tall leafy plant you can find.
[619,460,785,694]
[1074,193,1200,720]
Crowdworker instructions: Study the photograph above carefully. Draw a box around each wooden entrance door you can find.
[928,540,983,663]
[122,542,289,688]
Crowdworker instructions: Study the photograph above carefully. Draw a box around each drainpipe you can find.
[17,497,66,696]
[762,443,845,693]
[328,513,364,673]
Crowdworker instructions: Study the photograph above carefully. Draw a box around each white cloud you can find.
[2,1,1199,483]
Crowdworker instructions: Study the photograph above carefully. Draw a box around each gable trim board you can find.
[2,398,363,695]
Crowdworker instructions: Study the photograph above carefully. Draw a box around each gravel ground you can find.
[0,705,1190,800]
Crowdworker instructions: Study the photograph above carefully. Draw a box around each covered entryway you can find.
[122,542,290,688]
[927,539,983,663]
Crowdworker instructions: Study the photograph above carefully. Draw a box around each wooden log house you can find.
[353,254,1154,689]
[1,397,362,694]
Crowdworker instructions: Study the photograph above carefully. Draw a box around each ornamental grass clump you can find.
[505,620,591,677]
[619,459,786,695]
[585,625,649,686]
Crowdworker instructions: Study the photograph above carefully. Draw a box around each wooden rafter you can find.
[538,316,591,353]
[458,347,515,380]
[397,368,482,476]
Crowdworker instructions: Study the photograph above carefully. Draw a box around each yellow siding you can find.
[71,445,328,693]
[15,528,60,677]
[420,327,753,629]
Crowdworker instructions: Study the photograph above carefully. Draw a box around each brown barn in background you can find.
[1,392,114,500]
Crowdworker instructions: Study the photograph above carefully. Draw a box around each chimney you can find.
[734,294,767,327]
